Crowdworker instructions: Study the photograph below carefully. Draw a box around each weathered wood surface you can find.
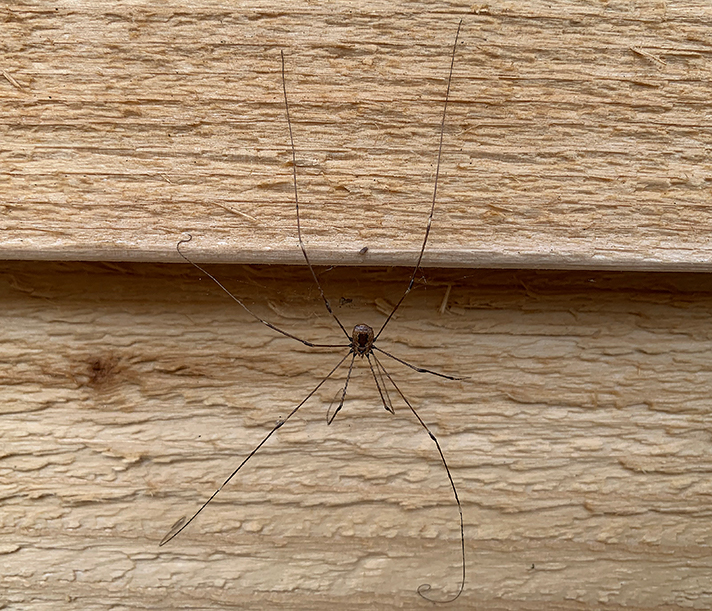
[2,261,711,610]
[3,2,712,270]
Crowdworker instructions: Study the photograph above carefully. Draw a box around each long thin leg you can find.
[281,50,350,340]
[327,353,356,424]
[375,20,462,342]
[160,352,351,546]
[372,352,465,603]
[374,346,467,381]
[177,236,348,350]
[366,353,394,414]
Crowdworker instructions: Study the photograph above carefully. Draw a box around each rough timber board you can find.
[2,260,711,610]
[2,2,712,270]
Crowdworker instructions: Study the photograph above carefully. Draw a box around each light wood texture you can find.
[2,261,711,610]
[3,2,712,270]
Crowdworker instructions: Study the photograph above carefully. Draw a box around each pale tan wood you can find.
[2,260,711,609]
[2,2,712,270]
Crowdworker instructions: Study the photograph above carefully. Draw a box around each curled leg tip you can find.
[417,582,463,604]
[176,233,194,253]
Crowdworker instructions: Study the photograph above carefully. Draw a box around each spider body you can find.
[351,324,375,357]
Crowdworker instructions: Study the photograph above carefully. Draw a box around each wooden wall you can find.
[3,1,712,270]
[2,2,711,610]
[3,262,711,609]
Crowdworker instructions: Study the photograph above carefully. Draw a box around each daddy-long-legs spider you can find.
[160,20,466,603]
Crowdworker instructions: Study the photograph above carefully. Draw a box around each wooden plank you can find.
[2,2,712,270]
[2,260,711,609]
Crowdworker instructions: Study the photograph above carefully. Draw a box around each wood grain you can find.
[2,260,711,609]
[2,2,712,270]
